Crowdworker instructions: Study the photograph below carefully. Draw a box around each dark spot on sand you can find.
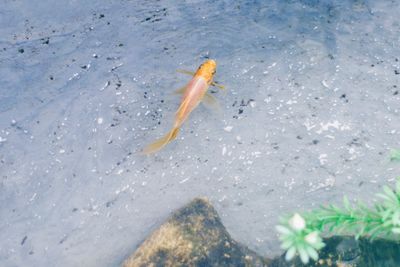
[21,236,27,245]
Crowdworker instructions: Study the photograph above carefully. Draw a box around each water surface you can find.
[1,0,400,266]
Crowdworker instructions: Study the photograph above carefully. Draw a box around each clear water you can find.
[1,0,400,266]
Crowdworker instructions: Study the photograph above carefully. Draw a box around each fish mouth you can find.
[207,59,217,66]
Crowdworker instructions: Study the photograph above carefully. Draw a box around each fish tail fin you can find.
[142,127,180,155]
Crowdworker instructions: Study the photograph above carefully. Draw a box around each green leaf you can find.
[368,223,384,237]
[312,240,325,250]
[396,178,400,194]
[381,209,393,221]
[392,211,400,225]
[383,186,397,202]
[305,246,319,261]
[298,246,309,264]
[390,149,400,161]
[281,239,294,250]
[355,226,366,239]
[276,225,292,235]
[376,193,391,202]
[343,196,351,211]
[285,247,296,261]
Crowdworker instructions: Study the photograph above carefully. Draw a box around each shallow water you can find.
[1,0,400,266]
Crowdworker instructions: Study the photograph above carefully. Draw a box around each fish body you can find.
[143,59,217,154]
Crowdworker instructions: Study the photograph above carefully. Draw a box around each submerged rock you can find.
[123,197,269,267]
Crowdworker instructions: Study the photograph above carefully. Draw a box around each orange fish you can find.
[142,59,224,154]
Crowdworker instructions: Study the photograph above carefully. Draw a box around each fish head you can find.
[196,59,217,84]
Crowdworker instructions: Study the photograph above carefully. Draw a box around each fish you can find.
[142,59,224,154]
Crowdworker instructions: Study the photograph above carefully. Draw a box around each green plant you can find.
[276,213,324,264]
[276,178,400,264]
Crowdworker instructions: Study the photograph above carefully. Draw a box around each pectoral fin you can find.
[202,92,221,111]
[173,85,187,95]
[177,69,195,76]
[211,81,225,90]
